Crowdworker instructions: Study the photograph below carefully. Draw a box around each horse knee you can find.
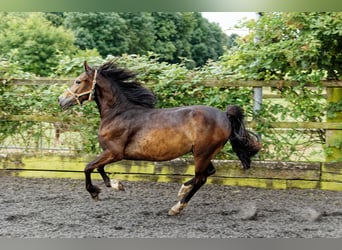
[84,164,94,174]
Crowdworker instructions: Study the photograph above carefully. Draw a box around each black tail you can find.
[226,105,261,169]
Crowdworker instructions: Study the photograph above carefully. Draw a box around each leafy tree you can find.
[222,12,342,80]
[190,13,228,67]
[62,12,228,68]
[149,12,228,67]
[0,12,76,76]
[150,12,195,66]
[118,12,155,55]
[44,12,65,27]
[171,12,196,63]
[149,12,178,62]
[63,12,129,57]
[226,33,239,49]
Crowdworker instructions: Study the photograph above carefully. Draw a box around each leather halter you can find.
[67,70,97,105]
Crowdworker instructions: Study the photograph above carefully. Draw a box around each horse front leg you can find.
[85,151,121,201]
[98,166,125,191]
[97,166,111,187]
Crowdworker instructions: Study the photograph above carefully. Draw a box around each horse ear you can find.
[84,61,93,74]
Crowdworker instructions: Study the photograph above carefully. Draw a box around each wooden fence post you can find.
[326,87,342,162]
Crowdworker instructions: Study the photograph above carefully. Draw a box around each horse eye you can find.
[75,80,81,85]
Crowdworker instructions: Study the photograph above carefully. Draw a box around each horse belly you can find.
[124,129,193,161]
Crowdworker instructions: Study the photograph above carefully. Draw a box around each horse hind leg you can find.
[177,162,216,201]
[169,160,215,216]
[169,172,207,216]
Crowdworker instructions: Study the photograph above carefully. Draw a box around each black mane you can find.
[98,61,156,108]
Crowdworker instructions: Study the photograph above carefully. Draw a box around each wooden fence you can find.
[1,78,341,190]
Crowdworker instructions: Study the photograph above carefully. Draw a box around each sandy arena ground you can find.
[1,175,342,238]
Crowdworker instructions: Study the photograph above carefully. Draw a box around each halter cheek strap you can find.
[68,70,97,105]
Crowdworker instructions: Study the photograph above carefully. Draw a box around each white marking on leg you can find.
[110,179,125,191]
[168,201,188,216]
[177,184,193,200]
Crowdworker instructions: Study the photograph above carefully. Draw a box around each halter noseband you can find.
[67,70,98,105]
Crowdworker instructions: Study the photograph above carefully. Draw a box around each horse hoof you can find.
[91,193,100,201]
[110,179,125,191]
[177,184,192,200]
[88,185,101,201]
[168,201,187,216]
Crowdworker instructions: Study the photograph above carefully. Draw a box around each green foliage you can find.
[222,12,342,80]
[327,99,342,119]
[54,49,103,77]
[0,12,77,76]
[43,12,65,27]
[0,56,36,80]
[62,12,228,68]
[119,12,155,55]
[190,12,227,67]
[226,33,239,49]
[0,11,228,76]
[64,12,129,57]
[0,56,37,142]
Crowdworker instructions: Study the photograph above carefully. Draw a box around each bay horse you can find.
[58,61,261,215]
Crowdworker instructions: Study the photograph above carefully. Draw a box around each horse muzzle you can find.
[58,94,76,110]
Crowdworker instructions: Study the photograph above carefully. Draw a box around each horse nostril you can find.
[58,97,64,105]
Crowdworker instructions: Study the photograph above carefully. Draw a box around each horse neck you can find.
[93,79,129,118]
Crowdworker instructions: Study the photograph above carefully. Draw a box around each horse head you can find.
[58,61,97,110]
